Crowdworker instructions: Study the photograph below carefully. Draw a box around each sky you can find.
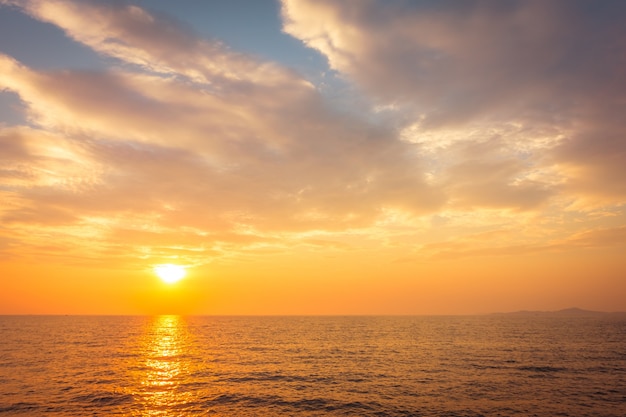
[0,0,625,315]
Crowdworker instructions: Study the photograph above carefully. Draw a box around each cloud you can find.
[1,0,624,270]
[0,1,449,265]
[0,60,444,222]
[3,0,299,87]
[282,0,626,124]
[415,225,626,261]
[282,0,626,209]
[551,111,626,207]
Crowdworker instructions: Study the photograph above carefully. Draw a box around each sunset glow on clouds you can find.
[1,0,625,314]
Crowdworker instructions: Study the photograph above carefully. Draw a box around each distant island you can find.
[491,307,626,317]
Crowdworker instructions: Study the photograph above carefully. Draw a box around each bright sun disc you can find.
[154,264,186,284]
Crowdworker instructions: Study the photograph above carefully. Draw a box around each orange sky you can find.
[1,0,625,314]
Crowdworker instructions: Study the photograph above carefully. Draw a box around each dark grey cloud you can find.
[283,0,626,208]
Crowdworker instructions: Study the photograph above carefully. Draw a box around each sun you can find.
[154,264,186,284]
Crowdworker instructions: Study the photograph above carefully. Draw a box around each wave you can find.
[203,393,384,414]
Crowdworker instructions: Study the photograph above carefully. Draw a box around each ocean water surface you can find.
[0,315,624,416]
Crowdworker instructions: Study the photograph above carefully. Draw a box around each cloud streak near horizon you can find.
[1,0,625,274]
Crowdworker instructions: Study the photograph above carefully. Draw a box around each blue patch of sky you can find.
[0,1,373,125]
[0,6,108,125]
[136,0,371,118]
[0,90,24,126]
[136,0,329,78]
[0,6,106,71]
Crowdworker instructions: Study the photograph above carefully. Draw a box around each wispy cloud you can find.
[0,0,447,268]
[0,0,624,277]
[282,0,626,211]
[414,225,626,261]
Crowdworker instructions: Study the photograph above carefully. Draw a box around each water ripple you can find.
[0,315,624,416]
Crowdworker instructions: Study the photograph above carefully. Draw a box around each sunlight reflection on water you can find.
[1,315,625,416]
[135,315,195,416]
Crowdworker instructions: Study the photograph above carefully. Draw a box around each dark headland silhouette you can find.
[491,307,626,317]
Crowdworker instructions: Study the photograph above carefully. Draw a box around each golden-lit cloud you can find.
[0,0,444,268]
[282,0,626,210]
[414,226,626,261]
[1,0,625,313]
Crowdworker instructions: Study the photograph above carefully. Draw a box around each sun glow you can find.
[154,264,186,284]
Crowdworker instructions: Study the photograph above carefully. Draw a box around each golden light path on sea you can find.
[137,316,195,415]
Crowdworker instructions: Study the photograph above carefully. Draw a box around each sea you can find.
[0,315,624,416]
